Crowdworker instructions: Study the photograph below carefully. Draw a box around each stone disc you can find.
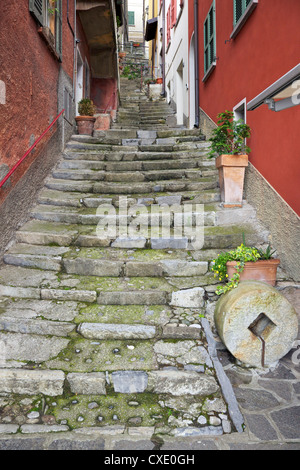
[214,281,298,368]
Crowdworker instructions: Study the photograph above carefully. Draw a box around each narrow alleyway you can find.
[0,76,299,450]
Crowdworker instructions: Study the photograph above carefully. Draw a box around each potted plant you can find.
[75,98,96,136]
[207,110,251,207]
[211,242,280,296]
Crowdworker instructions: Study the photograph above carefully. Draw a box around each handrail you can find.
[0,109,65,190]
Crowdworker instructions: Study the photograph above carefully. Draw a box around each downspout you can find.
[152,0,155,78]
[161,0,166,96]
[67,0,77,100]
[194,0,200,128]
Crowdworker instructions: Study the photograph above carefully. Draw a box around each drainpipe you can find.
[161,0,166,96]
[152,0,155,78]
[194,0,200,128]
[67,0,77,100]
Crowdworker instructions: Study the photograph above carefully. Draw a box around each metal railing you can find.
[0,109,64,190]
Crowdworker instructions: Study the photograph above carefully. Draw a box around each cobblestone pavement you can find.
[0,77,299,452]
[0,302,299,451]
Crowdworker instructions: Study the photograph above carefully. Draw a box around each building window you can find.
[167,6,171,46]
[234,0,251,25]
[231,0,258,39]
[171,0,177,28]
[128,11,135,26]
[29,0,62,61]
[203,1,216,79]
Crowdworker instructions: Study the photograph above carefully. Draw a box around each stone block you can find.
[67,372,106,395]
[111,237,147,248]
[63,258,123,277]
[41,289,97,303]
[0,369,65,396]
[148,370,219,396]
[94,114,111,131]
[111,371,148,393]
[77,322,156,339]
[170,287,205,308]
[151,237,188,249]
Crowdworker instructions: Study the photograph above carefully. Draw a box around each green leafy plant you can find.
[207,110,251,159]
[48,0,59,15]
[211,242,276,295]
[77,98,96,116]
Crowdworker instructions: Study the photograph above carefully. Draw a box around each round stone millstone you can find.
[214,281,298,368]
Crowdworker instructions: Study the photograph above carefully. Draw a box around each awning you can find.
[145,17,158,42]
[247,64,300,112]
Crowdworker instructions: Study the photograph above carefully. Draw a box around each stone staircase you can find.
[0,76,274,437]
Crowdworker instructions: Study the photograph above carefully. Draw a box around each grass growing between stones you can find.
[75,304,172,326]
[44,338,157,372]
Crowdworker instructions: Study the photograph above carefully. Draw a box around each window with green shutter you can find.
[128,11,135,26]
[234,0,252,25]
[203,1,216,77]
[29,0,44,25]
[29,0,62,61]
[231,0,258,38]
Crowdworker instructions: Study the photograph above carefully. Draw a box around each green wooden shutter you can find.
[128,11,135,26]
[55,0,63,61]
[234,0,252,25]
[29,0,44,26]
[204,1,216,75]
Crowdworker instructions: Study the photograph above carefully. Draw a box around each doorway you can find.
[76,49,84,115]
[176,61,184,126]
[189,33,196,129]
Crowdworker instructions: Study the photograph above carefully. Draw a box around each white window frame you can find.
[230,0,258,39]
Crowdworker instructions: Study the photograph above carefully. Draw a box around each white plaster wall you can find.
[164,0,189,126]
[128,0,144,43]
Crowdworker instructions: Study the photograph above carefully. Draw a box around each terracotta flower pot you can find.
[75,116,96,136]
[156,78,163,84]
[226,259,280,286]
[215,154,248,208]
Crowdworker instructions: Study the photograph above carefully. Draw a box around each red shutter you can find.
[171,0,177,27]
[167,6,171,44]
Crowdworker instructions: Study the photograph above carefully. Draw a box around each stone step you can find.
[57,158,216,173]
[44,177,218,195]
[63,148,210,162]
[28,204,214,228]
[51,168,215,183]
[4,243,212,278]
[36,189,218,209]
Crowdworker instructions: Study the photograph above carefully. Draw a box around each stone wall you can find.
[244,163,300,282]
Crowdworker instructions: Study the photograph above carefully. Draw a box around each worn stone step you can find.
[44,177,218,195]
[52,168,213,183]
[37,188,216,208]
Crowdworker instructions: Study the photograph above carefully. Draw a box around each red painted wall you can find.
[0,0,91,205]
[91,79,118,114]
[190,0,300,215]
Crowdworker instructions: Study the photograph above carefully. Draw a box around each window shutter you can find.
[167,6,171,44]
[204,1,216,74]
[29,0,44,26]
[128,11,135,26]
[171,0,177,28]
[55,0,63,61]
[234,0,252,25]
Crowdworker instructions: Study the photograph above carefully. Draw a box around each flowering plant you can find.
[211,243,275,295]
